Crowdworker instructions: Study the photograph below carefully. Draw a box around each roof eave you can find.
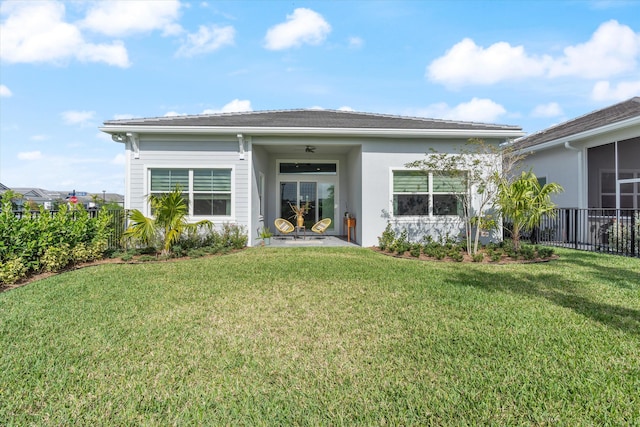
[517,115,640,153]
[99,125,524,139]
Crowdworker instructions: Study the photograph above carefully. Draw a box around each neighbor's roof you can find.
[515,97,640,149]
[101,109,522,134]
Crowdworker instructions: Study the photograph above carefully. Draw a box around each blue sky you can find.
[1,0,639,195]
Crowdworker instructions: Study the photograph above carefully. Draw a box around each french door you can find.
[279,181,335,230]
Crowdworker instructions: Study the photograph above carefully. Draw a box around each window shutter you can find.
[194,169,231,192]
[393,171,429,193]
[433,172,466,193]
[151,170,188,191]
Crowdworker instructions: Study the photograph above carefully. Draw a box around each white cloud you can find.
[176,25,235,57]
[112,153,126,165]
[202,99,252,114]
[0,1,130,67]
[80,0,182,37]
[591,80,640,101]
[417,98,507,123]
[531,102,564,118]
[427,20,640,87]
[30,134,49,141]
[18,151,43,160]
[62,110,95,126]
[338,106,354,111]
[427,38,549,87]
[348,36,363,49]
[548,20,640,78]
[264,8,331,50]
[0,84,12,97]
[164,111,187,117]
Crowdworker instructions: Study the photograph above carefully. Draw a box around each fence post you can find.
[574,209,579,250]
[631,212,637,257]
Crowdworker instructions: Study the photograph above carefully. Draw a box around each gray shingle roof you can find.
[103,109,521,131]
[514,97,640,149]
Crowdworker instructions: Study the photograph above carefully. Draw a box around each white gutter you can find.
[100,125,524,139]
[518,116,640,153]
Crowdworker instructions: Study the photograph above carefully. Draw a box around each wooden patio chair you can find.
[311,218,332,236]
[274,218,295,238]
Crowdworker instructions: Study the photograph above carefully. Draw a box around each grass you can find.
[1,247,639,425]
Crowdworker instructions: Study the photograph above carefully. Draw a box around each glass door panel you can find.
[300,182,317,228]
[280,182,297,222]
[318,183,335,230]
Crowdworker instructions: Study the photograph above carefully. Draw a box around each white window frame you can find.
[390,168,467,219]
[599,168,640,209]
[146,167,235,220]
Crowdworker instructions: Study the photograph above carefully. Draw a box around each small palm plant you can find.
[123,185,212,255]
[497,171,563,251]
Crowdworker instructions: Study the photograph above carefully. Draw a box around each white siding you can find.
[127,135,249,227]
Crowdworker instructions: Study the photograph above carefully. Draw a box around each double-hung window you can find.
[392,170,466,217]
[149,168,232,217]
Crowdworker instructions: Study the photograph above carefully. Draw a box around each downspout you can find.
[564,141,583,208]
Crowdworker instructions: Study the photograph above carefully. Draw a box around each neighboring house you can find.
[513,97,640,255]
[8,187,62,210]
[0,184,124,210]
[100,109,523,247]
[514,97,640,211]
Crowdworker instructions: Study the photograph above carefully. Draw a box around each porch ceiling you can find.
[257,143,356,155]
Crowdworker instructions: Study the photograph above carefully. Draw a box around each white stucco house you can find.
[99,110,524,247]
[514,97,640,211]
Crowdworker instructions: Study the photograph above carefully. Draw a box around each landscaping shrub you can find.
[409,243,421,258]
[377,223,396,251]
[537,246,555,258]
[391,229,410,255]
[41,244,72,273]
[490,251,502,262]
[449,250,464,262]
[0,192,112,284]
[520,244,536,260]
[221,223,248,249]
[0,258,28,285]
[472,252,484,262]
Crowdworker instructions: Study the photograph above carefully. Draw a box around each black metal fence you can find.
[533,208,639,257]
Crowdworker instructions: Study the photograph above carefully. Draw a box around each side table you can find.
[344,217,356,242]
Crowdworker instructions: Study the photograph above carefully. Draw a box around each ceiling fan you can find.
[305,145,316,153]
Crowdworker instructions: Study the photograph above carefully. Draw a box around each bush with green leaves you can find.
[0,193,112,284]
[409,243,422,258]
[377,223,396,251]
[537,246,555,258]
[41,244,72,273]
[220,223,248,249]
[0,258,28,285]
[520,244,536,260]
[608,214,640,255]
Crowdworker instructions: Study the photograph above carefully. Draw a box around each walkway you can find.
[265,235,360,247]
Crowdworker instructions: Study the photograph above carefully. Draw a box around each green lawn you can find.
[1,248,639,425]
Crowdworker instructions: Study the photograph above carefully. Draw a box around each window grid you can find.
[393,170,466,217]
[149,168,232,217]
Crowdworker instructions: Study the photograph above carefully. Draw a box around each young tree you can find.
[123,185,212,255]
[497,171,563,251]
[406,138,525,255]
